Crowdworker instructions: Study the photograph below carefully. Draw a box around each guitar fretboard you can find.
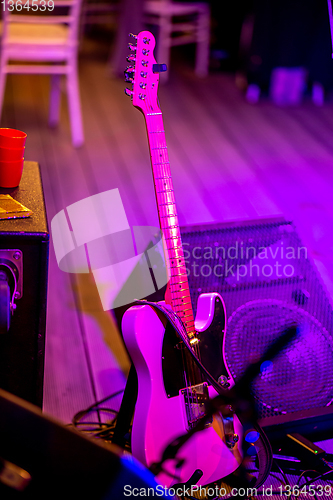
[145,112,196,340]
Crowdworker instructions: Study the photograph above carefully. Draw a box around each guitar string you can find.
[147,103,198,424]
[150,105,209,423]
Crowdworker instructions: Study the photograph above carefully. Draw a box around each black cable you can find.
[273,460,296,500]
[295,468,333,487]
[297,469,321,486]
[72,388,124,423]
[71,389,126,445]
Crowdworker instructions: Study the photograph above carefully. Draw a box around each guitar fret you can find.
[171,279,190,286]
[165,235,181,240]
[173,301,192,308]
[165,243,183,251]
[166,244,183,250]
[170,289,191,300]
[172,296,192,303]
[170,279,190,285]
[161,225,179,231]
[155,178,172,184]
[170,281,189,288]
[170,293,192,300]
[165,244,183,250]
[175,305,192,311]
[172,296,192,302]
[176,319,195,327]
[157,197,175,206]
[174,309,193,316]
[161,221,179,232]
[175,307,193,314]
[170,283,189,290]
[169,258,185,264]
[168,251,185,258]
[158,191,174,198]
[160,214,177,219]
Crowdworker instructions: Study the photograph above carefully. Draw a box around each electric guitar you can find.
[122,31,242,488]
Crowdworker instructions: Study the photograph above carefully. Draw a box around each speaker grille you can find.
[225,299,333,417]
[181,219,333,418]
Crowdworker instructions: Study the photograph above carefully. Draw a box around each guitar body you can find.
[122,292,243,487]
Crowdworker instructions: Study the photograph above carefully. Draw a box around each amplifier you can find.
[0,162,49,407]
[181,218,333,426]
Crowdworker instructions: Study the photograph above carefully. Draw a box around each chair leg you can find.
[195,7,210,77]
[49,74,62,127]
[0,57,8,123]
[66,60,84,147]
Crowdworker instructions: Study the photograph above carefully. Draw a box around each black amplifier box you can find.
[0,162,49,407]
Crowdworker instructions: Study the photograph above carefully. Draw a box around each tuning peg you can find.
[129,33,137,39]
[153,64,167,73]
[125,75,134,83]
[125,65,135,73]
[128,43,137,51]
[124,88,133,97]
[126,54,136,63]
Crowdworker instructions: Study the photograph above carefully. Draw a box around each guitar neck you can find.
[145,111,196,341]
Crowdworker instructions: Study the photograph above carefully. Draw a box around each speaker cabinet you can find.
[0,162,49,407]
[182,218,333,425]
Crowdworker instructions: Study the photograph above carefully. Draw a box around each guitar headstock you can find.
[124,31,167,115]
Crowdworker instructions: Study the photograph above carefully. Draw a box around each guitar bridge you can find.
[181,383,212,430]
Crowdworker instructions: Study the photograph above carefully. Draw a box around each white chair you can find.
[144,0,210,80]
[0,0,84,147]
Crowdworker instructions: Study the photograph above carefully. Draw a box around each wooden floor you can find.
[1,33,333,426]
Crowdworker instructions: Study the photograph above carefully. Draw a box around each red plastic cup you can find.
[0,158,24,188]
[0,128,27,148]
[0,146,25,161]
